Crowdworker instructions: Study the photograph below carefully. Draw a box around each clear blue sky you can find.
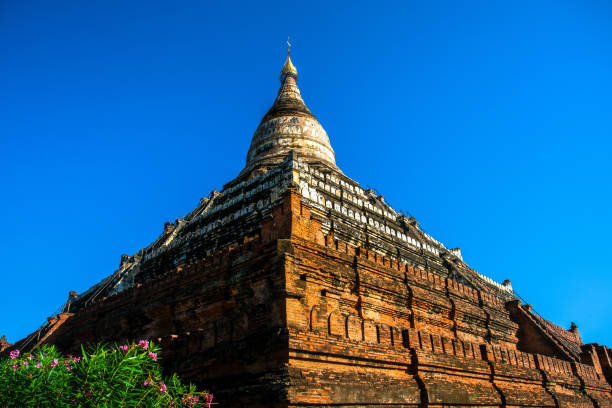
[1,1,611,347]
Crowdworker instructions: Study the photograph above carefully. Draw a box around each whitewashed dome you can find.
[244,54,338,173]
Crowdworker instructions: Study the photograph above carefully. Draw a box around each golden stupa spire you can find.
[280,36,298,82]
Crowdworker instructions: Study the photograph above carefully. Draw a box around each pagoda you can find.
[5,48,612,408]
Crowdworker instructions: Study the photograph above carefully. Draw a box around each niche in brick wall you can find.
[363,319,377,343]
[346,314,362,341]
[328,311,344,337]
[309,306,325,332]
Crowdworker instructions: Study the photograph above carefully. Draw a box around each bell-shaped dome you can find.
[244,54,338,173]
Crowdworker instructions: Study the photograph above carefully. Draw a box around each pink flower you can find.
[11,364,17,371]
[206,393,214,407]
[35,362,42,368]
[182,394,200,406]
[67,354,81,362]
[143,379,151,386]
[158,382,167,393]
[9,350,19,360]
[66,365,72,371]
[50,359,59,368]
[22,361,28,367]
[119,344,128,353]
[148,352,157,361]
[138,340,149,350]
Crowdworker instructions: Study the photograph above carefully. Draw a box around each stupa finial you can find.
[280,37,298,83]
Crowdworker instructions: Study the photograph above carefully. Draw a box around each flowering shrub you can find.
[0,341,213,407]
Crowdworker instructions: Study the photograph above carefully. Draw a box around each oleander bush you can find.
[0,340,213,407]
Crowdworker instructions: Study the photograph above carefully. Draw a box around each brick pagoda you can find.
[5,50,612,407]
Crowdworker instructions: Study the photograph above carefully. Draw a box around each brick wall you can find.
[14,189,611,407]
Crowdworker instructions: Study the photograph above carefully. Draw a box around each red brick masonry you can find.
[11,190,612,407]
